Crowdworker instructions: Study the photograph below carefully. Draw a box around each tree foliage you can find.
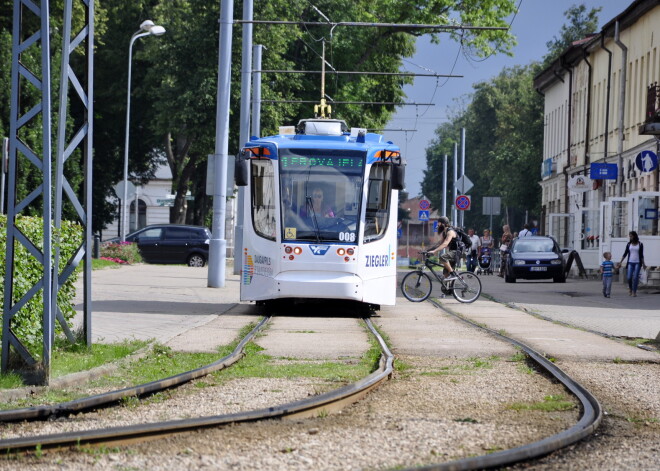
[422,3,602,238]
[423,64,543,236]
[543,3,601,67]
[2,0,518,229]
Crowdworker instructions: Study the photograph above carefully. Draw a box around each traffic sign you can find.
[590,163,617,180]
[455,175,473,193]
[419,199,430,210]
[114,181,136,200]
[418,210,430,221]
[455,195,471,211]
[635,150,658,172]
[433,221,438,232]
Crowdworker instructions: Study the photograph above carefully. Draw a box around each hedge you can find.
[0,215,83,359]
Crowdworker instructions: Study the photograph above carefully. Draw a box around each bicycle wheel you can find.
[451,271,482,303]
[401,271,433,302]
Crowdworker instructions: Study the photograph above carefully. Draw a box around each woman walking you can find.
[617,231,645,297]
[498,225,513,277]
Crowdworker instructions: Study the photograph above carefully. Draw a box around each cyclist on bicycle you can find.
[427,216,460,280]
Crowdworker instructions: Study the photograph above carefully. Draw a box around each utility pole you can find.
[453,143,458,225]
[460,127,466,228]
[233,0,253,275]
[442,154,447,217]
[208,0,234,288]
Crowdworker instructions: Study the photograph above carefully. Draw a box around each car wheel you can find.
[187,254,206,267]
[504,274,516,283]
[553,274,566,283]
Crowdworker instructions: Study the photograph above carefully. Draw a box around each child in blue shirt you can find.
[600,252,615,298]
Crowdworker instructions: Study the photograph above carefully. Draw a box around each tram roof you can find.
[245,131,400,153]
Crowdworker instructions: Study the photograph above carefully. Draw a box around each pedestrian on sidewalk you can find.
[498,225,513,277]
[465,228,481,272]
[519,223,532,237]
[617,231,645,297]
[600,251,615,298]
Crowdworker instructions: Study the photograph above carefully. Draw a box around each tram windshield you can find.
[279,148,364,243]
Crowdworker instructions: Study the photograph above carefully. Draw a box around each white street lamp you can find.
[121,20,166,241]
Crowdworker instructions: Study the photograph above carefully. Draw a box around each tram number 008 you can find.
[339,232,356,242]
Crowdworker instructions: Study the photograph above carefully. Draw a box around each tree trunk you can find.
[163,132,196,224]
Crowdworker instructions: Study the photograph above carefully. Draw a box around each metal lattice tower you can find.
[2,0,93,384]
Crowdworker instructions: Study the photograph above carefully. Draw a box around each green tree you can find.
[93,0,518,226]
[423,65,543,236]
[422,4,602,238]
[543,3,601,66]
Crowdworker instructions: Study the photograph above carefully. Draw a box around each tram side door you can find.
[600,197,628,261]
[548,213,575,250]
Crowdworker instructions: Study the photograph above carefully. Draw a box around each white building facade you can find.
[534,0,660,273]
[102,163,173,241]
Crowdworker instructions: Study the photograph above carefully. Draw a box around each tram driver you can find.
[302,186,335,219]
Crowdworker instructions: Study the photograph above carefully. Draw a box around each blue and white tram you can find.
[234,119,405,309]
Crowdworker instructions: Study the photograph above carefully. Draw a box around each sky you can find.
[382,0,629,198]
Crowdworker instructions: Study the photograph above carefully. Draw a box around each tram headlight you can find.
[293,246,302,255]
[337,248,346,256]
[284,246,292,254]
[347,248,355,256]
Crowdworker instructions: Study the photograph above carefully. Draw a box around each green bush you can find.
[100,242,142,264]
[0,215,83,359]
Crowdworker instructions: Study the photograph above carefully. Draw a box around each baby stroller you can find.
[475,247,493,275]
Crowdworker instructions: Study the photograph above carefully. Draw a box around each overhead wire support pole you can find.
[3,0,54,380]
[234,0,253,276]
[208,0,234,288]
[54,0,94,351]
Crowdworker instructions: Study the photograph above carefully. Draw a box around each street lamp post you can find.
[121,20,165,241]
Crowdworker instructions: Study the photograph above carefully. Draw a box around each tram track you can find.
[403,298,603,470]
[0,317,393,454]
[0,317,271,424]
[0,301,603,469]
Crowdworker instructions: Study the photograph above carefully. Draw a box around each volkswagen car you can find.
[504,236,566,283]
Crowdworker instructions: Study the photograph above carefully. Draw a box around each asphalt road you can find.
[477,273,660,339]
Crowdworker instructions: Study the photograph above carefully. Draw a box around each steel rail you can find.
[0,317,271,423]
[0,318,393,452]
[407,299,603,471]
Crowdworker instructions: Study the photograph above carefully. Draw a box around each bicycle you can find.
[401,251,482,303]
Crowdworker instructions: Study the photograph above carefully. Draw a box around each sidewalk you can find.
[72,264,245,346]
[73,265,659,364]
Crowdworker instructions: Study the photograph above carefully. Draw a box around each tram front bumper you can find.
[275,271,363,301]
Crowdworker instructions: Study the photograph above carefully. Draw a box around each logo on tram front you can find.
[364,246,395,268]
[309,245,330,255]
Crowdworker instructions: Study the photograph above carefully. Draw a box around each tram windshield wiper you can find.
[305,195,322,243]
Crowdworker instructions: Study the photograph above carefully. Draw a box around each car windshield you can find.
[513,239,555,253]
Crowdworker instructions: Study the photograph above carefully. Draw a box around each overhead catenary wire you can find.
[255,70,463,78]
[235,20,508,32]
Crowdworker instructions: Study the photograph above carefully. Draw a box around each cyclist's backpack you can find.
[452,226,472,251]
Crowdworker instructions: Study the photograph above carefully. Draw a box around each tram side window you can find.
[364,164,391,242]
[251,159,276,240]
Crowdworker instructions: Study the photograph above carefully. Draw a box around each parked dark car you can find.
[108,225,211,267]
[505,236,566,283]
